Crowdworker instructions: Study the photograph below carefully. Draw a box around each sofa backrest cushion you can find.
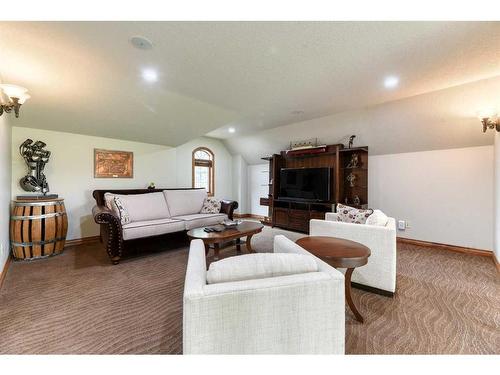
[105,192,171,222]
[206,253,319,284]
[163,189,208,217]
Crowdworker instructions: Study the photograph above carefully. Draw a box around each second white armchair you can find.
[310,212,397,295]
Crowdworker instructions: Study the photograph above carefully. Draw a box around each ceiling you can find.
[0,21,499,146]
[224,75,500,164]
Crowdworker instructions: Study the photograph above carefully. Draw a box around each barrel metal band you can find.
[14,201,64,207]
[11,212,67,220]
[10,237,66,247]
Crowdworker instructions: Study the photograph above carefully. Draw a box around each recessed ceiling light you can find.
[228,127,236,133]
[130,36,153,50]
[142,69,158,83]
[384,76,399,89]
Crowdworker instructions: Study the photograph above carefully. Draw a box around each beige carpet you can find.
[0,225,498,354]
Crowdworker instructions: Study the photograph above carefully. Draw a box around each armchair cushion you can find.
[366,209,389,227]
[206,253,318,284]
[163,189,207,216]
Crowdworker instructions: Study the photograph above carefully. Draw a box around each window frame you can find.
[192,147,215,196]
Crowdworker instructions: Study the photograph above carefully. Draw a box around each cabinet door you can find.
[273,208,289,226]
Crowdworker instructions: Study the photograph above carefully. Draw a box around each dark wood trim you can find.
[494,253,500,273]
[234,213,266,220]
[397,237,492,257]
[0,255,12,291]
[64,235,101,248]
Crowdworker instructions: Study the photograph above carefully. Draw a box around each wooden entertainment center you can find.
[260,144,368,233]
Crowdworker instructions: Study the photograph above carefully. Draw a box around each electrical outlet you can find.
[397,220,406,231]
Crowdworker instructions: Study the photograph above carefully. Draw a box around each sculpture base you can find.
[16,194,59,200]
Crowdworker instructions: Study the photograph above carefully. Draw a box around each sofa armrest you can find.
[92,205,123,264]
[325,212,338,221]
[220,200,238,220]
[184,239,208,299]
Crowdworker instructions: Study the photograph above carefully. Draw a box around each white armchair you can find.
[309,213,397,295]
[183,235,345,354]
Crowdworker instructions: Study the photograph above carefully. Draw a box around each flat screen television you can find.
[279,167,331,202]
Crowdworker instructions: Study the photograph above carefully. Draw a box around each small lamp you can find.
[0,84,30,118]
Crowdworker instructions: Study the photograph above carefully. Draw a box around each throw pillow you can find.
[366,209,389,227]
[200,197,221,214]
[104,192,116,211]
[336,203,373,224]
[113,196,131,225]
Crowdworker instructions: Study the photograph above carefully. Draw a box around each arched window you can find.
[192,147,214,196]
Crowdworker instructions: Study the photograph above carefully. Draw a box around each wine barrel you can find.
[10,198,68,260]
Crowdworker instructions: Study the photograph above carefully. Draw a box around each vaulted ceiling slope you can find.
[223,76,500,164]
[0,22,499,146]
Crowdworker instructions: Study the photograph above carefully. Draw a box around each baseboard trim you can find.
[234,213,270,222]
[494,253,500,273]
[234,213,265,220]
[0,255,12,291]
[64,236,101,248]
[397,237,492,258]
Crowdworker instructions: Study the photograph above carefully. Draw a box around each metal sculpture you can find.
[19,139,51,194]
[348,135,356,148]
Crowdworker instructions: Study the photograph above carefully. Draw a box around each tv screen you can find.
[279,167,331,202]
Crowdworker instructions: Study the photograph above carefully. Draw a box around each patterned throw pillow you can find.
[113,196,131,225]
[200,197,221,214]
[336,203,373,224]
[104,192,116,211]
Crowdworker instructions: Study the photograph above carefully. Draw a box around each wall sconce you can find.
[0,84,30,118]
[478,109,500,133]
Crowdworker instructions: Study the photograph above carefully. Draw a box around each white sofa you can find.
[92,188,238,264]
[309,212,397,295]
[183,235,345,354]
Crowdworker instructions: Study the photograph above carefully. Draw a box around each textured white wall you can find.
[248,163,269,217]
[0,115,11,273]
[231,155,248,214]
[11,127,177,240]
[242,146,494,251]
[11,129,235,241]
[369,146,494,251]
[223,76,499,165]
[175,137,234,201]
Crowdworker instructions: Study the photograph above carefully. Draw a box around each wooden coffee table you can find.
[187,221,264,260]
[295,236,371,323]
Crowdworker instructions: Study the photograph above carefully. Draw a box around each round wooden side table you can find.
[296,236,371,323]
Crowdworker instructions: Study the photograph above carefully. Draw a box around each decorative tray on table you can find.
[222,219,242,227]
